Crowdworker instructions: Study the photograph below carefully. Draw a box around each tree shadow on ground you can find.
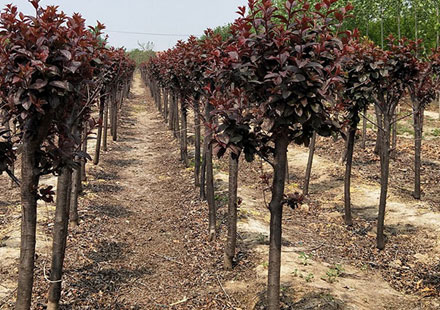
[254,287,346,310]
[105,158,143,167]
[89,204,133,218]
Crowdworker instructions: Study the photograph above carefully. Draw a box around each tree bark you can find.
[344,118,358,226]
[267,133,289,310]
[377,115,391,250]
[194,100,201,186]
[224,152,240,270]
[93,93,105,165]
[205,103,216,240]
[303,132,316,196]
[81,124,87,182]
[413,103,424,200]
[16,138,40,310]
[69,158,81,228]
[174,94,180,140]
[47,166,72,310]
[180,103,189,167]
[164,89,168,121]
[103,101,109,152]
[361,106,367,149]
[374,105,383,155]
[16,114,52,310]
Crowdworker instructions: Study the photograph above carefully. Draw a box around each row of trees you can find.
[141,0,440,308]
[0,1,135,309]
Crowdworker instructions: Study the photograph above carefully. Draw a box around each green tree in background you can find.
[128,41,156,66]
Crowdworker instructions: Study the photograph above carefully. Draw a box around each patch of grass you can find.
[321,264,344,283]
[396,122,414,136]
[431,128,440,137]
[298,252,313,266]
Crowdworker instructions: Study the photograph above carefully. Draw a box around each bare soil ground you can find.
[1,73,440,309]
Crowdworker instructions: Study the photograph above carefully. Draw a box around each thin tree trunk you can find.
[267,133,289,310]
[174,94,180,140]
[194,100,201,186]
[377,115,391,250]
[81,124,87,182]
[169,91,174,130]
[224,152,239,270]
[361,106,367,149]
[47,166,72,310]
[391,105,399,158]
[413,103,424,199]
[181,103,189,167]
[344,118,358,226]
[200,137,207,200]
[103,101,108,152]
[374,105,383,155]
[69,158,81,228]
[205,103,216,240]
[93,93,105,165]
[164,89,168,121]
[303,132,316,196]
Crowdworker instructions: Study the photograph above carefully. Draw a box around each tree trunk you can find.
[413,103,424,200]
[169,91,174,130]
[391,105,398,159]
[16,138,40,310]
[81,124,87,182]
[361,106,367,149]
[93,93,105,165]
[47,166,72,310]
[103,101,109,152]
[267,133,289,310]
[224,152,240,270]
[303,132,316,196]
[205,103,216,240]
[181,103,189,167]
[374,105,383,155]
[194,100,201,186]
[16,114,52,310]
[377,115,391,250]
[174,94,180,140]
[200,137,207,200]
[164,89,168,121]
[69,158,81,228]
[344,118,358,226]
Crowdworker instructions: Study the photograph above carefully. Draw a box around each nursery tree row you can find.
[141,0,440,308]
[0,1,135,309]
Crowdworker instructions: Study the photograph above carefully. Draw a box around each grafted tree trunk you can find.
[47,166,72,310]
[163,89,168,121]
[194,99,201,186]
[180,102,189,167]
[361,106,367,149]
[16,114,52,310]
[224,152,240,270]
[303,132,316,196]
[174,94,180,140]
[267,133,289,310]
[344,116,358,226]
[93,92,106,165]
[69,156,81,228]
[81,124,87,182]
[205,103,216,240]
[412,103,424,200]
[374,105,383,155]
[103,101,109,152]
[377,115,392,250]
